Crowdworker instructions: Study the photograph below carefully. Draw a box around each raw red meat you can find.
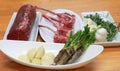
[37,7,75,43]
[7,4,36,40]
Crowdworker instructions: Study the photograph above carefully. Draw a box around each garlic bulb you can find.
[95,28,108,42]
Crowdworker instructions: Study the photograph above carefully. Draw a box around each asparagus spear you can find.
[54,25,96,65]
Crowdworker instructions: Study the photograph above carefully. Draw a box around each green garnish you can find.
[64,25,96,51]
[85,13,117,41]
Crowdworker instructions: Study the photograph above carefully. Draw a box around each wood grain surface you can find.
[0,0,120,71]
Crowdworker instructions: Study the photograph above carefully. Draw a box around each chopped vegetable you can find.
[84,13,117,41]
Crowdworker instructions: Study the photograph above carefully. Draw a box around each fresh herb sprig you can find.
[85,13,117,41]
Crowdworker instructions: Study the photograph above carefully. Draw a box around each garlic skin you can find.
[95,28,108,42]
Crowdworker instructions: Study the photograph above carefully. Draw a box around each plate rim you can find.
[0,40,104,69]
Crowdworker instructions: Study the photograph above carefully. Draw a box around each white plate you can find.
[0,40,104,69]
[81,11,120,47]
[39,9,84,42]
[81,11,115,22]
[3,12,41,41]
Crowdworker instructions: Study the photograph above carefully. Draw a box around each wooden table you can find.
[0,0,120,71]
